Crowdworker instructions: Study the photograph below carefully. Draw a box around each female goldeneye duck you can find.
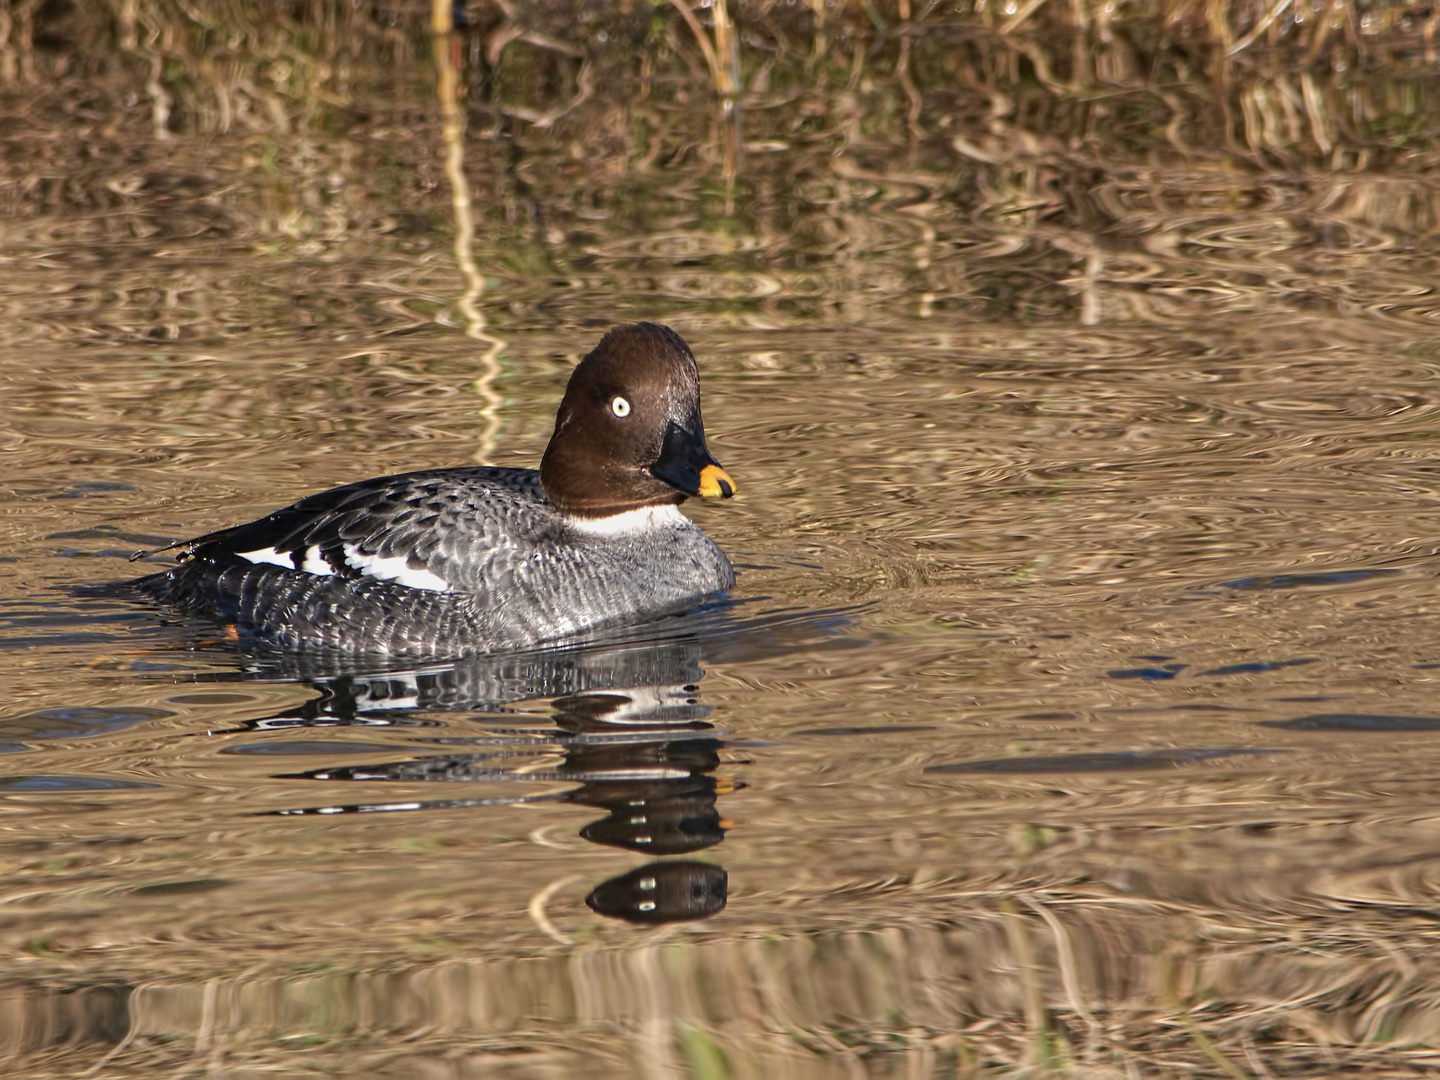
[130,322,738,655]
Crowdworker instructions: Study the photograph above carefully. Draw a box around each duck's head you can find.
[540,322,737,518]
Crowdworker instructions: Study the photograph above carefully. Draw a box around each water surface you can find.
[5,3,1440,1076]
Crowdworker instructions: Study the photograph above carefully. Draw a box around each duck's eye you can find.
[611,396,631,418]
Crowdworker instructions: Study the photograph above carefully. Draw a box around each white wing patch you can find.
[342,543,451,592]
[237,546,296,569]
[299,545,334,576]
[236,542,448,591]
[237,544,335,575]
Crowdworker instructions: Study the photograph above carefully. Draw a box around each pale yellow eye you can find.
[611,396,631,418]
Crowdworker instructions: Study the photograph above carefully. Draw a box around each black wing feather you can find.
[135,467,552,593]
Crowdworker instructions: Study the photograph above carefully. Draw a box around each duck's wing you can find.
[133,467,551,594]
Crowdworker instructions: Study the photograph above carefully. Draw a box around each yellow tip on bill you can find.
[698,463,737,498]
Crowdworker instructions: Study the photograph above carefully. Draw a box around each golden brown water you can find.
[6,3,1440,1076]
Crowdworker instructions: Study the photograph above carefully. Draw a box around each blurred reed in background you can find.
[2,0,1436,333]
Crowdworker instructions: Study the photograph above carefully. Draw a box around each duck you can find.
[130,322,737,655]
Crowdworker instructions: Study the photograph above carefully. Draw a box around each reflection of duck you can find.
[220,635,737,925]
[217,635,713,724]
[184,609,859,924]
[279,705,733,854]
[129,323,737,655]
[587,861,728,924]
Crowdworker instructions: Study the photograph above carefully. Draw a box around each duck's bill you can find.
[651,420,738,499]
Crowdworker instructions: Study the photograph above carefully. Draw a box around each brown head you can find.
[540,322,736,518]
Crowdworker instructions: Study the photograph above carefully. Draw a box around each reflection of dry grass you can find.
[3,1,1438,336]
[8,886,1440,1076]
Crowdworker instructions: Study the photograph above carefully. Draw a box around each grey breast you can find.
[462,509,735,647]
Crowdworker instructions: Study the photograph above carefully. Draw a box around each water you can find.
[6,3,1440,1076]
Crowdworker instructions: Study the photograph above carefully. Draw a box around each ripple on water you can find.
[127,879,232,898]
[924,747,1278,774]
[0,705,174,753]
[1107,663,1187,680]
[219,741,401,756]
[1262,713,1440,732]
[1198,658,1320,676]
[1218,568,1403,590]
[0,775,159,792]
[791,724,938,737]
